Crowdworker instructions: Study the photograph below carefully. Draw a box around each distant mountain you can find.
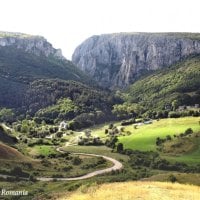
[124,55,200,109]
[72,32,200,88]
[0,31,92,108]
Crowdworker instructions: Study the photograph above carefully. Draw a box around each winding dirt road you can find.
[37,147,123,181]
[0,147,123,182]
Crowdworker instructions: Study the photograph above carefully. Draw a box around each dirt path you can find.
[0,147,123,182]
[37,147,123,181]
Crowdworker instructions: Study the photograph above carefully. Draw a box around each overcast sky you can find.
[0,0,200,59]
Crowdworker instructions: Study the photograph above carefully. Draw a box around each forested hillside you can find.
[0,33,92,109]
[124,55,200,110]
[24,79,121,128]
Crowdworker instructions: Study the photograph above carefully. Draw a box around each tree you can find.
[56,131,63,138]
[108,123,114,129]
[105,129,108,134]
[112,103,142,119]
[166,135,172,141]
[172,100,179,111]
[184,128,193,136]
[105,136,118,149]
[0,108,15,123]
[117,143,124,153]
[156,137,162,146]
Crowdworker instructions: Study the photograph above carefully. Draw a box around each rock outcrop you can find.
[0,31,64,59]
[72,33,200,88]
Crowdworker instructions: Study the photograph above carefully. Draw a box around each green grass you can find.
[162,136,200,164]
[90,121,121,138]
[119,117,200,164]
[28,145,57,156]
[119,117,200,150]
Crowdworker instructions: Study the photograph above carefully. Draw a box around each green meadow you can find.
[119,117,200,150]
[118,117,200,164]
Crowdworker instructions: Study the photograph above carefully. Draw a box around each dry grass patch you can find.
[0,143,26,160]
[58,181,200,200]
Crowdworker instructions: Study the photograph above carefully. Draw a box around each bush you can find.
[169,112,181,118]
[52,174,64,178]
[56,131,63,138]
[108,123,114,129]
[117,143,124,153]
[62,165,73,171]
[168,174,177,183]
[72,157,82,165]
[121,119,135,126]
[184,128,193,136]
[10,166,30,178]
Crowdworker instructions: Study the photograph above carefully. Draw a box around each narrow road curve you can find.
[37,147,123,181]
[0,147,123,182]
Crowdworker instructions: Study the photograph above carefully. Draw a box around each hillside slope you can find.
[0,124,17,144]
[0,32,91,108]
[25,79,119,113]
[58,181,200,200]
[124,55,200,109]
[72,32,200,88]
[0,143,25,160]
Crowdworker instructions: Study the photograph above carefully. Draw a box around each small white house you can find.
[59,121,68,131]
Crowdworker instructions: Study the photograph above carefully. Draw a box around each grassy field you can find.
[119,117,200,151]
[117,117,200,164]
[58,181,200,200]
[28,145,57,156]
[144,172,200,186]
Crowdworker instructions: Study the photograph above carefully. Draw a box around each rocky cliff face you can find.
[72,33,200,88]
[0,31,64,59]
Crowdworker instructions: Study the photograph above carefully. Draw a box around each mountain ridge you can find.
[72,32,200,88]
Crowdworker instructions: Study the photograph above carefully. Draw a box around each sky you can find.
[0,0,200,60]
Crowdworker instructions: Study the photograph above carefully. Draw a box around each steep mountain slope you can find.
[72,32,200,88]
[0,32,92,108]
[124,55,200,109]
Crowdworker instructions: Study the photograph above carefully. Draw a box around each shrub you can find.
[169,112,181,118]
[168,174,177,183]
[108,123,114,129]
[72,157,82,165]
[166,135,172,141]
[184,128,193,136]
[117,143,124,153]
[62,165,73,171]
